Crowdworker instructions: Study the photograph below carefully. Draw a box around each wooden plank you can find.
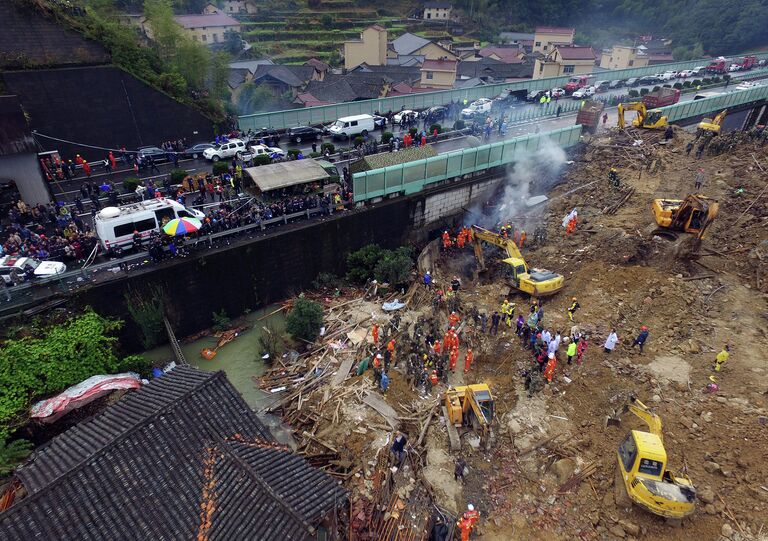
[443,406,460,451]
[363,393,400,430]
[330,358,355,388]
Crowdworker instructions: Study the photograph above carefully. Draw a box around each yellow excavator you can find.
[617,102,669,130]
[696,109,727,137]
[652,194,718,240]
[444,384,494,451]
[471,225,564,297]
[610,397,696,519]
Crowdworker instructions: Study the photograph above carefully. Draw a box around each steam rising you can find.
[473,137,568,229]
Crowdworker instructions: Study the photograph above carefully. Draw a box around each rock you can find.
[721,523,734,538]
[651,394,661,403]
[618,520,640,536]
[643,296,653,305]
[700,411,713,423]
[698,486,715,504]
[716,397,728,404]
[704,461,721,474]
[680,417,695,429]
[609,524,626,538]
[552,458,577,484]
[704,503,717,515]
[688,339,700,354]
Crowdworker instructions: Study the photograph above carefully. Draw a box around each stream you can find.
[142,304,296,445]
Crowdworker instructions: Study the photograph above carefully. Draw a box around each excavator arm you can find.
[618,102,646,130]
[626,398,663,441]
[471,225,523,261]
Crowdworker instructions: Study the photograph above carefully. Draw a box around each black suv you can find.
[288,126,323,143]
[250,128,281,143]
[637,75,662,86]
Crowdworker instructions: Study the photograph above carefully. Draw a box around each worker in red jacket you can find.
[449,345,459,372]
[464,348,474,373]
[371,323,379,345]
[457,504,480,541]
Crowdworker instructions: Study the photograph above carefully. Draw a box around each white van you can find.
[94,199,205,251]
[328,114,375,139]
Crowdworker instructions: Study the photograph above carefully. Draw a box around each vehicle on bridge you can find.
[94,199,205,251]
[328,114,375,139]
[202,139,247,162]
[0,256,66,285]
[617,102,669,130]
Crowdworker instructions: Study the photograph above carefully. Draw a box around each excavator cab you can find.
[617,102,668,130]
[652,194,719,239]
[501,257,527,287]
[697,109,728,138]
[444,384,494,450]
[643,109,667,129]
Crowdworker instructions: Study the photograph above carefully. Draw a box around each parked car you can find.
[393,109,418,124]
[526,89,549,102]
[0,256,66,285]
[550,87,566,98]
[181,143,214,159]
[691,66,706,76]
[593,81,610,93]
[422,106,449,122]
[250,128,281,143]
[678,70,694,78]
[608,79,624,89]
[243,144,285,161]
[637,75,662,86]
[659,71,678,81]
[728,63,741,72]
[137,146,169,163]
[202,139,247,162]
[328,114,376,139]
[572,86,595,99]
[372,115,387,129]
[461,98,493,118]
[287,126,323,143]
[626,77,640,87]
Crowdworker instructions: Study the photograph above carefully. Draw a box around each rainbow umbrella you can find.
[163,217,202,236]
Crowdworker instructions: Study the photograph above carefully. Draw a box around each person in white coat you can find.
[604,330,619,354]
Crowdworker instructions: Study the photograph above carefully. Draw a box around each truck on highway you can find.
[641,88,681,108]
[706,58,729,74]
[733,55,758,71]
[564,75,592,94]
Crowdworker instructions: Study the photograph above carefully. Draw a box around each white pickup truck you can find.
[461,98,493,118]
[243,144,286,161]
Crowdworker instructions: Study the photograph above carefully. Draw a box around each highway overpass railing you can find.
[238,52,768,131]
[660,84,768,122]
[352,125,583,202]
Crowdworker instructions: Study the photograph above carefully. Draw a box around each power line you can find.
[32,131,183,155]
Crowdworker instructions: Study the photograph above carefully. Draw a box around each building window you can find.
[426,71,434,80]
[543,45,548,52]
[192,35,198,41]
[426,12,431,18]
[539,63,543,73]
[628,60,634,66]
[535,41,541,47]
[563,65,575,74]
[202,34,207,42]
[213,33,219,42]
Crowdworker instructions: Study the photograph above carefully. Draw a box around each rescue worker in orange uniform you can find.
[372,323,379,345]
[543,353,557,383]
[457,504,480,541]
[387,339,396,365]
[519,230,526,248]
[449,346,459,372]
[464,348,474,372]
[456,231,465,249]
[449,311,461,328]
[433,338,442,356]
[429,369,439,388]
[442,230,452,250]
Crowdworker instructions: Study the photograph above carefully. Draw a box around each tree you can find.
[209,51,231,100]
[346,244,384,283]
[223,29,243,55]
[237,81,278,113]
[0,438,33,476]
[374,248,413,285]
[143,0,182,62]
[286,296,324,343]
[175,38,210,90]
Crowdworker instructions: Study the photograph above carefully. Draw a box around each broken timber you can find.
[362,393,400,430]
[443,406,461,451]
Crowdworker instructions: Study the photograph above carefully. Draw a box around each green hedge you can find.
[170,169,188,184]
[212,161,230,175]
[381,131,394,144]
[123,177,141,192]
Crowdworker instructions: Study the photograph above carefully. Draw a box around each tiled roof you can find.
[174,13,240,29]
[421,59,457,71]
[229,59,275,73]
[2,367,346,540]
[499,32,535,42]
[424,1,452,8]
[457,58,533,80]
[555,46,596,60]
[535,26,575,35]
[303,72,390,103]
[305,58,329,71]
[391,33,432,55]
[252,65,315,87]
[478,46,524,64]
[228,67,250,89]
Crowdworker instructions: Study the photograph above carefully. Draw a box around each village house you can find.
[422,1,453,20]
[419,58,457,89]
[389,32,457,63]
[600,45,649,70]
[169,12,241,44]
[343,25,388,70]
[532,26,575,54]
[533,44,596,79]
[0,367,347,540]
[203,0,258,15]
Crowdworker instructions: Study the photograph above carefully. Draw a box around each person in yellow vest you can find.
[714,345,729,372]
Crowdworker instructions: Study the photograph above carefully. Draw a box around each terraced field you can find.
[242,0,418,64]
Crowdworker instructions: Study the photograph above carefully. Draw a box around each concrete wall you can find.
[344,27,387,70]
[411,176,501,229]
[0,153,52,205]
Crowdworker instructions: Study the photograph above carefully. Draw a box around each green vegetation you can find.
[125,284,167,349]
[212,161,230,175]
[0,310,151,442]
[346,244,413,285]
[123,177,141,192]
[456,0,768,55]
[381,131,394,144]
[0,438,33,476]
[170,169,188,184]
[286,295,324,342]
[211,309,231,333]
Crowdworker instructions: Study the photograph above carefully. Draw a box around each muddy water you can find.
[142,305,295,445]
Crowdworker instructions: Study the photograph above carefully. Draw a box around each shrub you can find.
[353,136,364,147]
[321,142,335,154]
[257,321,284,362]
[308,152,321,158]
[692,79,702,87]
[124,284,166,349]
[212,161,230,175]
[683,81,692,88]
[312,272,338,290]
[408,127,418,137]
[211,309,230,333]
[373,246,413,285]
[702,78,712,85]
[346,244,384,283]
[321,14,332,26]
[381,131,394,144]
[652,86,661,92]
[170,169,188,184]
[123,177,141,192]
[286,296,324,342]
[628,89,640,98]
[252,155,272,166]
[287,148,301,158]
[673,82,683,89]
[429,123,442,134]
[453,119,466,130]
[712,76,721,84]
[0,438,33,476]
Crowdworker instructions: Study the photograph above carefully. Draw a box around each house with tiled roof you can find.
[533,45,596,79]
[457,57,534,82]
[422,1,453,20]
[163,12,241,45]
[533,26,575,54]
[600,45,649,70]
[390,32,457,62]
[478,45,525,64]
[420,58,457,89]
[344,25,388,70]
[0,367,346,540]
